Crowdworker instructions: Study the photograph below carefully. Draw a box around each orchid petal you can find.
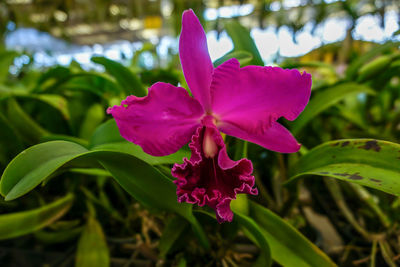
[107,82,203,156]
[210,58,311,152]
[219,121,301,153]
[172,122,258,223]
[179,9,214,111]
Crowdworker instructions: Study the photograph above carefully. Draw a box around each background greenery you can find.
[0,0,400,266]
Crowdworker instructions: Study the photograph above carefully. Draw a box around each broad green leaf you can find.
[225,21,264,66]
[75,216,109,267]
[249,201,336,267]
[0,141,210,248]
[91,56,146,96]
[235,212,272,267]
[93,152,191,218]
[290,83,375,134]
[0,194,73,240]
[40,134,89,147]
[0,141,89,200]
[213,50,253,67]
[95,152,209,248]
[289,139,400,196]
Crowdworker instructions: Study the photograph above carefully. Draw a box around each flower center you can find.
[202,127,218,158]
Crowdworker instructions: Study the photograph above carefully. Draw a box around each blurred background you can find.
[2,0,399,70]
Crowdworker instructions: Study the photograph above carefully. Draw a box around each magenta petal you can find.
[220,121,301,153]
[107,82,203,156]
[179,9,214,111]
[172,121,258,223]
[210,58,311,153]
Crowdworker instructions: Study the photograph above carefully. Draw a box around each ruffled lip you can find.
[172,123,258,223]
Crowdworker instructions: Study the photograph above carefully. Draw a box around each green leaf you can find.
[69,168,111,177]
[289,139,400,196]
[0,87,71,122]
[36,66,71,89]
[0,113,23,165]
[346,42,400,80]
[91,56,146,96]
[96,152,209,248]
[0,141,210,249]
[32,94,71,120]
[89,119,125,147]
[235,212,271,267]
[0,141,89,200]
[34,226,82,244]
[159,216,189,258]
[79,104,105,139]
[75,216,110,267]
[6,98,50,143]
[225,21,264,66]
[249,201,336,267]
[290,83,375,135]
[213,50,253,67]
[34,71,121,97]
[40,134,89,147]
[357,55,393,82]
[0,194,73,240]
[93,152,191,216]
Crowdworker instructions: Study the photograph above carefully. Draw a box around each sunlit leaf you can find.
[289,139,400,196]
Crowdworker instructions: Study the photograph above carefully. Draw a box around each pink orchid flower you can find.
[107,10,311,222]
